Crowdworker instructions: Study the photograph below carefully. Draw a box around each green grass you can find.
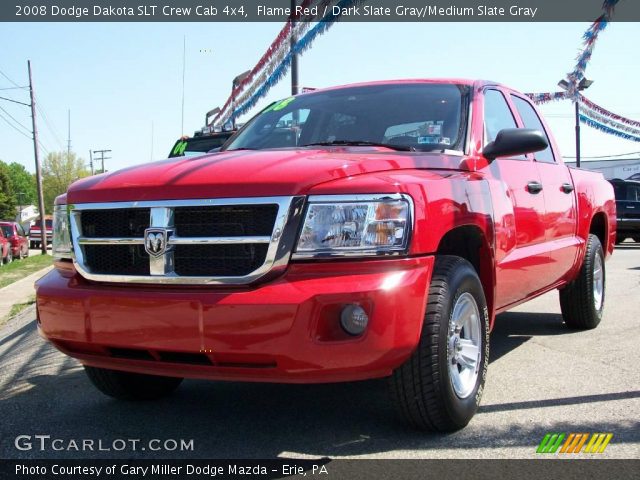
[0,254,53,289]
[7,295,36,319]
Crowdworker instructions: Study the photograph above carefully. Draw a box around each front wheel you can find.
[3,250,12,264]
[559,234,605,330]
[84,366,183,400]
[389,256,490,432]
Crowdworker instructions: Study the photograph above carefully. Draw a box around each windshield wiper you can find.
[302,140,416,152]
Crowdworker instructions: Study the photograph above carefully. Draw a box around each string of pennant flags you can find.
[526,0,639,142]
[213,0,638,142]
[213,0,364,127]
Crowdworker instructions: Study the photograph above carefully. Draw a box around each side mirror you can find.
[483,128,548,161]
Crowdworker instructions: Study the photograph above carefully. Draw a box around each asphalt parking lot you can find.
[0,245,638,460]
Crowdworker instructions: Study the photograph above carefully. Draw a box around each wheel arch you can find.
[435,224,496,329]
[589,211,608,249]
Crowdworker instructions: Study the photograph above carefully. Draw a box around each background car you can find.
[610,178,640,243]
[0,221,29,259]
[29,216,53,249]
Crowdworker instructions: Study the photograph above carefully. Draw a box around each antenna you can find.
[181,35,186,136]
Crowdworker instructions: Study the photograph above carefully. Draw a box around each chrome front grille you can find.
[70,197,304,285]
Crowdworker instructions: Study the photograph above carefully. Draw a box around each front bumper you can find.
[36,256,433,383]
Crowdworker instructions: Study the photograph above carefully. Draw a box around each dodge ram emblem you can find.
[144,228,168,256]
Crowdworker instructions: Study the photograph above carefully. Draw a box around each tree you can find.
[5,162,37,208]
[0,162,16,220]
[42,152,89,213]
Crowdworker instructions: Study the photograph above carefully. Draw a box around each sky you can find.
[0,19,639,173]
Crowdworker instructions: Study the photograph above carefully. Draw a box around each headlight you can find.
[52,204,73,260]
[293,194,412,257]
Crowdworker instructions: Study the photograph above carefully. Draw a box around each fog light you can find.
[340,304,369,336]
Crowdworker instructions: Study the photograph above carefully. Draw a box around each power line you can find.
[0,95,30,107]
[34,93,66,151]
[0,86,28,91]
[0,67,22,88]
[0,104,31,134]
[0,109,32,140]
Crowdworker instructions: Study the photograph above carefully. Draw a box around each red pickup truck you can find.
[37,79,615,431]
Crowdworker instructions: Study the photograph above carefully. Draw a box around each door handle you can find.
[561,183,575,193]
[527,181,543,194]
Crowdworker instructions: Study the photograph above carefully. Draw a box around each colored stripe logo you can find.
[537,433,613,454]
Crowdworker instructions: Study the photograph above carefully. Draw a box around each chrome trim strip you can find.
[291,193,414,259]
[169,236,272,245]
[69,196,304,285]
[78,237,143,245]
[69,198,284,210]
[77,236,271,245]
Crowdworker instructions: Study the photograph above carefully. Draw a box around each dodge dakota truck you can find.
[38,79,615,431]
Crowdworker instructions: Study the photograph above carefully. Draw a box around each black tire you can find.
[633,236,640,243]
[4,250,12,264]
[389,256,490,432]
[84,366,183,400]
[559,234,605,330]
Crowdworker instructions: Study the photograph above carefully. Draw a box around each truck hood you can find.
[67,147,467,203]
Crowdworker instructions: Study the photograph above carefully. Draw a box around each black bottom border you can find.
[2,459,639,480]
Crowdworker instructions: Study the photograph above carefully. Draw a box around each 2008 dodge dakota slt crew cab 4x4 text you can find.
[37,80,615,431]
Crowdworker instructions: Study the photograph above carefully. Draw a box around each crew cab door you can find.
[510,94,578,284]
[481,89,550,308]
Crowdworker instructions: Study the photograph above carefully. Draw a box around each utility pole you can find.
[16,192,25,223]
[67,109,71,158]
[89,150,94,175]
[290,0,299,96]
[93,149,111,173]
[558,77,593,169]
[28,60,47,255]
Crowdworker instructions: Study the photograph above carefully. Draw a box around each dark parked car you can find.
[0,221,29,259]
[610,178,640,243]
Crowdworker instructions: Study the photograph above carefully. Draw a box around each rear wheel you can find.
[84,366,183,400]
[559,234,605,330]
[389,256,490,431]
[3,250,12,264]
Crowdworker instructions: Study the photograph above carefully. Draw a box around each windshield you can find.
[225,83,469,153]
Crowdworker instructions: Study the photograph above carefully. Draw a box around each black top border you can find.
[3,0,640,22]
